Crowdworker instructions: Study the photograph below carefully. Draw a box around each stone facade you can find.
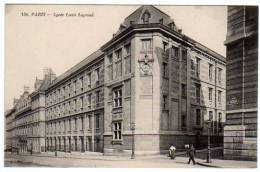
[5,108,15,151]
[5,5,226,155]
[101,5,226,155]
[45,51,104,153]
[224,6,258,161]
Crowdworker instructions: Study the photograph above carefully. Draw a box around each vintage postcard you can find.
[3,3,258,169]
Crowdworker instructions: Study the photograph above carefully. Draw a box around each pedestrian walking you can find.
[187,144,196,165]
[168,145,176,159]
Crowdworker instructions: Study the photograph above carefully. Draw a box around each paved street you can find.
[4,152,257,168]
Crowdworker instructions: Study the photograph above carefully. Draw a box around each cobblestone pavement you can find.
[4,152,257,168]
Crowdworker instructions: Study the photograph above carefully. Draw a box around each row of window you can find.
[46,90,102,120]
[194,84,223,103]
[14,113,40,127]
[46,67,101,106]
[107,44,131,81]
[46,115,100,134]
[191,58,223,83]
[13,124,40,136]
[16,97,31,111]
[181,110,223,130]
[162,41,223,85]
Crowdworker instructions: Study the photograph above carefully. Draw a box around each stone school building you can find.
[5,5,226,155]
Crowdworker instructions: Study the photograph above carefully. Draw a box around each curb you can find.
[196,162,221,168]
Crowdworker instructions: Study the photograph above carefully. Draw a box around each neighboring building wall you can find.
[45,55,104,153]
[12,89,32,153]
[5,109,15,150]
[224,6,258,161]
[29,92,46,153]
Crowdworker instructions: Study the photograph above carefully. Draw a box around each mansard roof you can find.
[122,5,174,27]
[102,5,225,63]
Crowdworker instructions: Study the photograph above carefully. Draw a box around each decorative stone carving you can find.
[138,54,154,76]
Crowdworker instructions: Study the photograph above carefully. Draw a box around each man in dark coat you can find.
[187,144,196,165]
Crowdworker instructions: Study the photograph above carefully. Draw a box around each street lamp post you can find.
[131,122,135,159]
[206,119,212,163]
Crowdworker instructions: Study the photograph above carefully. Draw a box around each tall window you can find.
[63,120,66,132]
[162,62,168,77]
[87,73,91,88]
[209,63,213,81]
[191,59,195,70]
[74,118,77,131]
[218,113,222,129]
[196,109,201,125]
[79,77,83,91]
[115,49,122,78]
[172,46,179,57]
[96,91,100,107]
[88,94,92,108]
[218,68,222,84]
[81,117,84,130]
[58,105,61,116]
[95,68,100,85]
[182,50,187,63]
[67,84,71,97]
[80,96,83,109]
[58,89,61,100]
[124,44,131,75]
[74,99,77,111]
[69,119,71,131]
[62,86,65,98]
[196,58,200,77]
[88,116,92,129]
[181,84,186,99]
[141,39,152,51]
[113,122,122,140]
[218,90,222,103]
[107,54,113,80]
[96,115,100,129]
[73,80,76,93]
[181,115,186,130]
[195,83,201,103]
[125,43,131,55]
[113,88,122,108]
[209,111,213,121]
[163,42,168,53]
[163,95,168,110]
[209,87,213,101]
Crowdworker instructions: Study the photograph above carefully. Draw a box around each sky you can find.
[4,5,227,110]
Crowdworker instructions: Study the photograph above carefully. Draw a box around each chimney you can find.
[24,86,30,93]
[34,77,43,90]
[13,98,19,107]
[43,67,56,82]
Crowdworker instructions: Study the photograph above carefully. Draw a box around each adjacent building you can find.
[224,6,258,160]
[5,5,226,155]
[4,108,15,151]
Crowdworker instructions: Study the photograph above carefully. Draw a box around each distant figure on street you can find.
[168,145,176,159]
[187,144,196,165]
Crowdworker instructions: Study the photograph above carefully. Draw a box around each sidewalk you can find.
[5,152,257,168]
[196,158,257,168]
